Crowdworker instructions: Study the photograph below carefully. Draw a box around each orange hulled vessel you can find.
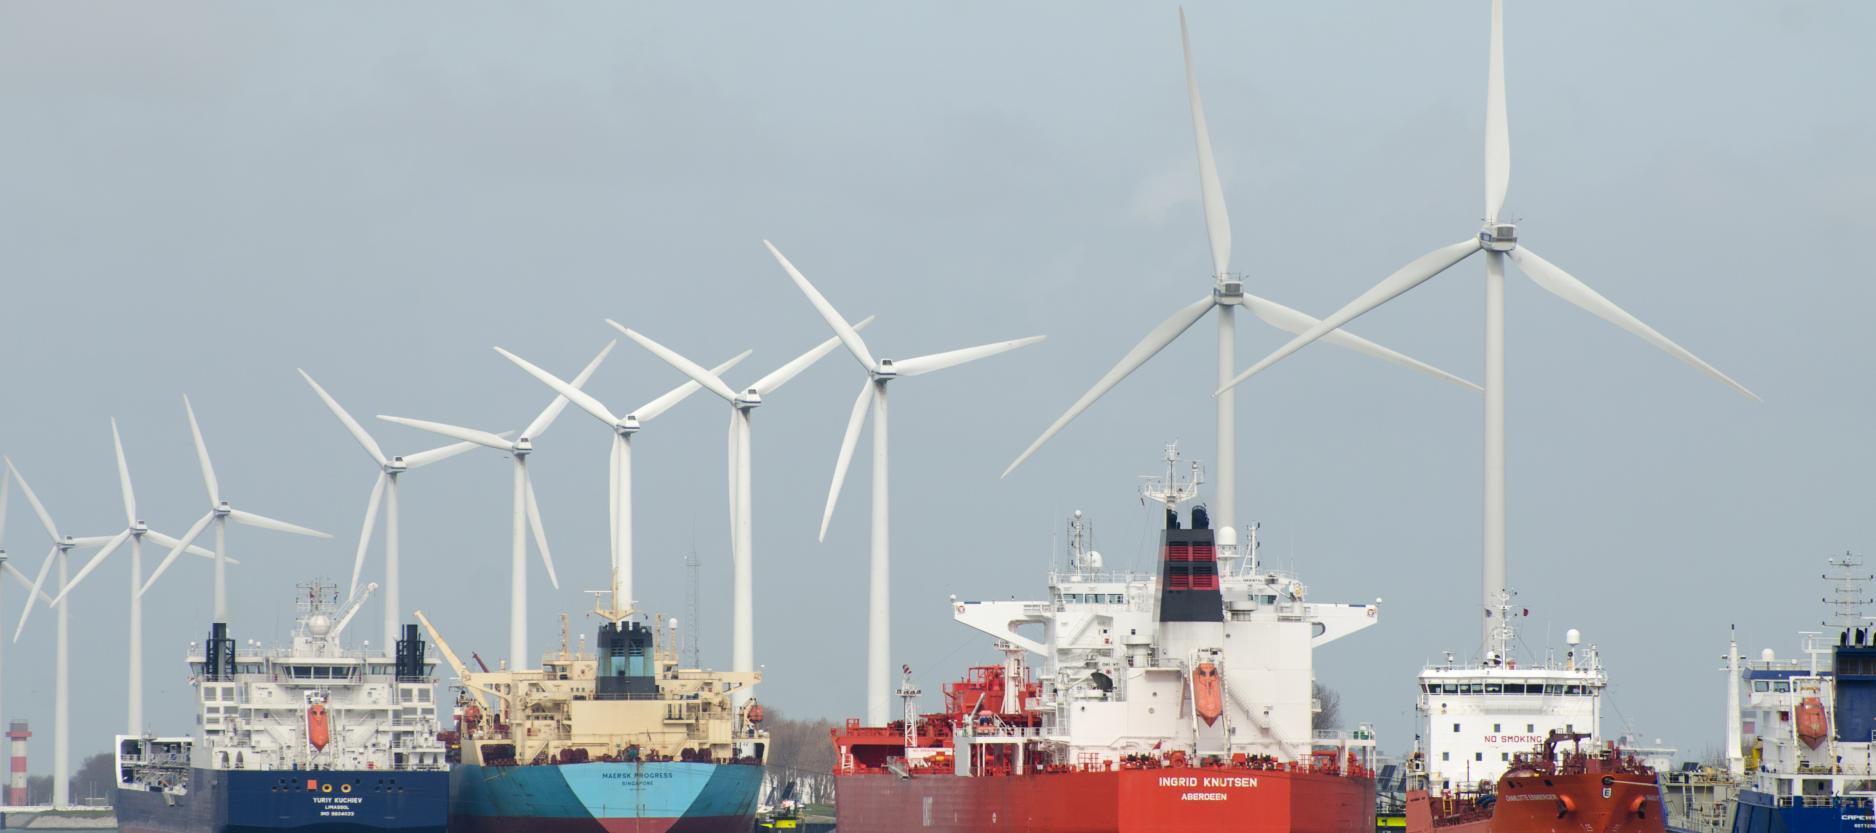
[1405,730,1664,833]
[829,446,1381,833]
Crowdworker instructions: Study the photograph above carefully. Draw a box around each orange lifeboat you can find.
[307,703,330,751]
[1797,696,1829,749]
[1194,663,1223,726]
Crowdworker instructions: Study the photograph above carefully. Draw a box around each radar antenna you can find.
[1140,442,1204,511]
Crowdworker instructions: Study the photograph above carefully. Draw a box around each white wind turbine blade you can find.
[820,379,874,541]
[228,509,331,539]
[378,417,513,451]
[399,435,506,470]
[1004,296,1215,477]
[496,347,618,426]
[183,395,221,504]
[523,340,615,441]
[4,563,52,605]
[140,512,214,596]
[14,546,56,641]
[634,351,754,423]
[764,241,878,371]
[753,317,877,395]
[1485,0,1510,221]
[524,475,558,590]
[51,529,130,606]
[349,473,387,596]
[298,369,389,466]
[4,457,62,543]
[143,531,216,560]
[111,418,137,526]
[1217,238,1484,395]
[1508,246,1759,401]
[1179,8,1231,276]
[1242,295,1481,391]
[892,335,1045,377]
[613,326,740,403]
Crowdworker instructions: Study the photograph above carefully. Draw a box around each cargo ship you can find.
[419,606,766,833]
[830,445,1382,833]
[115,581,450,833]
[1726,555,1876,833]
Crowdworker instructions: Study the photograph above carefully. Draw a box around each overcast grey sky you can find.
[1,1,1871,768]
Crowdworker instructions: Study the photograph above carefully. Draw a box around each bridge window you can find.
[1754,681,1770,692]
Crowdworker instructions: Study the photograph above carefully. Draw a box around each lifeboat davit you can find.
[307,703,330,751]
[1194,662,1223,726]
[1797,696,1829,749]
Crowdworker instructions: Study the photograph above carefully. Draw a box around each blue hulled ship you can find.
[419,611,767,833]
[1728,556,1876,833]
[115,583,450,833]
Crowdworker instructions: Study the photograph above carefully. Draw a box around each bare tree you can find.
[760,707,838,806]
[72,753,116,805]
[1313,681,1342,731]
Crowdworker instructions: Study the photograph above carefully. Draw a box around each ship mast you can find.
[1822,552,1871,633]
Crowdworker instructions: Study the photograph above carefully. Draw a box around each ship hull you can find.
[116,767,449,833]
[447,760,762,833]
[833,766,1375,833]
[1404,771,1666,833]
[1730,789,1866,833]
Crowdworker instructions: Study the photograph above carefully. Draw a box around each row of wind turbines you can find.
[0,239,1045,809]
[0,0,1758,810]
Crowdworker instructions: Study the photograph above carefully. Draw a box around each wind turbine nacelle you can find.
[735,389,763,407]
[872,360,898,380]
[386,457,410,473]
[618,415,642,432]
[1214,277,1245,302]
[514,438,535,452]
[1481,223,1518,252]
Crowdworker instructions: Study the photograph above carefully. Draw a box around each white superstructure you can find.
[181,581,446,773]
[950,446,1380,766]
[1414,598,1604,791]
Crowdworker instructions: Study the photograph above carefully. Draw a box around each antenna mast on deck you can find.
[1823,552,1872,631]
[684,550,701,668]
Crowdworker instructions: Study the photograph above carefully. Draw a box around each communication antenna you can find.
[684,550,701,668]
[1822,552,1872,631]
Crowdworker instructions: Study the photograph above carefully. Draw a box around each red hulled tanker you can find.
[1404,731,1665,833]
[831,447,1382,833]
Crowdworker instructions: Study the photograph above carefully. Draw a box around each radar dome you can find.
[306,613,334,637]
[1565,628,1581,646]
[1762,648,1776,662]
[1215,526,1238,548]
[1083,551,1104,570]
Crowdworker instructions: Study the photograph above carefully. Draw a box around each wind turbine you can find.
[140,396,333,621]
[6,457,112,810]
[615,319,868,708]
[491,342,751,621]
[48,420,217,735]
[1002,9,1480,537]
[1217,0,1757,654]
[0,475,58,790]
[378,340,612,669]
[299,369,493,651]
[767,239,1044,724]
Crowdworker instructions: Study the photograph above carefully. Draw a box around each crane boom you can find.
[328,582,377,643]
[414,609,490,708]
